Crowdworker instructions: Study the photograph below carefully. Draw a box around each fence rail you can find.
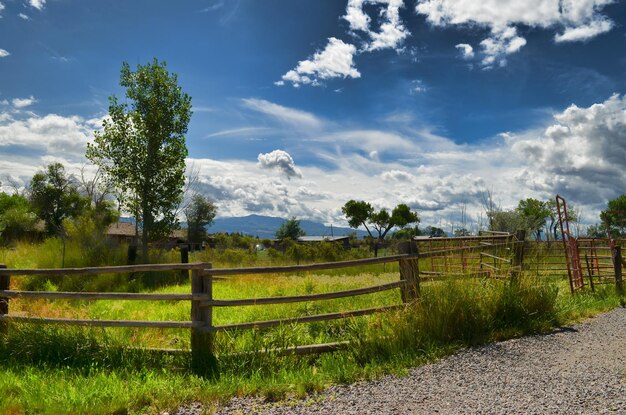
[0,244,428,377]
[3,234,619,377]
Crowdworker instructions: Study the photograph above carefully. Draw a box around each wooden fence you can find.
[0,236,534,377]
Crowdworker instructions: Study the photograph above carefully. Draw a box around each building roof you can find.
[106,222,137,237]
[105,222,187,241]
[297,235,350,242]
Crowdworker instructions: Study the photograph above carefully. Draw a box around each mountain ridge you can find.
[209,214,367,239]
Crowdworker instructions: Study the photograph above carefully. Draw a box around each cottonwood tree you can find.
[184,194,217,243]
[87,59,192,261]
[342,200,419,241]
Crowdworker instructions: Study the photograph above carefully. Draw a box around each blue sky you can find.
[1,0,626,232]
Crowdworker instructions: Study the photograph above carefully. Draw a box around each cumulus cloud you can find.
[257,149,303,179]
[242,98,323,129]
[279,1,411,87]
[277,37,360,87]
[0,49,9,58]
[11,96,37,108]
[416,0,614,67]
[344,0,410,51]
[381,170,415,182]
[511,93,626,206]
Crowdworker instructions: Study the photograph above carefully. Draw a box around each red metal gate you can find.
[556,195,585,293]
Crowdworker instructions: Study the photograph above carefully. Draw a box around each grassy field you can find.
[0,241,622,415]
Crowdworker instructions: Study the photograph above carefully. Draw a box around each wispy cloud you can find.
[206,127,271,138]
[0,49,9,58]
[241,98,323,129]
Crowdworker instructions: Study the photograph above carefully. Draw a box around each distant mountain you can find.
[209,214,368,239]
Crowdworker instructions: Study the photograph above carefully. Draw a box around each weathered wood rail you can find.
[0,247,427,376]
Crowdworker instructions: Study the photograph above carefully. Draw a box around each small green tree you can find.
[516,198,551,240]
[275,217,305,240]
[342,200,419,241]
[87,59,192,261]
[425,226,446,237]
[601,194,626,237]
[29,163,89,235]
[184,194,217,242]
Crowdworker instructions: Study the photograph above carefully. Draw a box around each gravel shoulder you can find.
[177,308,626,415]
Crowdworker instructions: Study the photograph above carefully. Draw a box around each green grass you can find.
[0,242,623,415]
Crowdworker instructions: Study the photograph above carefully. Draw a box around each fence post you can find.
[612,246,624,306]
[399,241,420,303]
[511,230,526,283]
[0,264,9,335]
[191,264,218,378]
[180,245,189,281]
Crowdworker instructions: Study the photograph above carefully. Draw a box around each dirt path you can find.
[171,308,625,415]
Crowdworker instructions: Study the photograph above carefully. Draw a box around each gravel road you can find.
[173,307,626,415]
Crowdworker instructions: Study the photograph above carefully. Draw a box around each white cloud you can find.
[479,26,527,67]
[381,170,415,182]
[278,37,360,87]
[411,80,427,94]
[257,149,303,179]
[29,0,45,10]
[511,93,626,207]
[19,13,30,20]
[206,127,271,138]
[11,96,37,108]
[0,2,4,15]
[554,18,613,42]
[344,0,411,51]
[455,43,474,59]
[416,0,614,67]
[0,49,9,58]
[242,98,323,129]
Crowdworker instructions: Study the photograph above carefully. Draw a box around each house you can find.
[105,222,137,245]
[105,222,189,250]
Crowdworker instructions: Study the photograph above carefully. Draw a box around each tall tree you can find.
[87,59,192,261]
[342,200,419,241]
[29,163,88,235]
[184,194,217,242]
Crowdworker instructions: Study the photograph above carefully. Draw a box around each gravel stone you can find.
[175,308,626,415]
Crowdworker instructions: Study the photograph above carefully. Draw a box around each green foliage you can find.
[184,193,217,242]
[275,216,305,240]
[29,163,89,235]
[342,200,419,241]
[87,59,192,261]
[488,210,525,234]
[516,198,551,240]
[601,194,626,237]
[424,226,445,237]
[0,193,38,243]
